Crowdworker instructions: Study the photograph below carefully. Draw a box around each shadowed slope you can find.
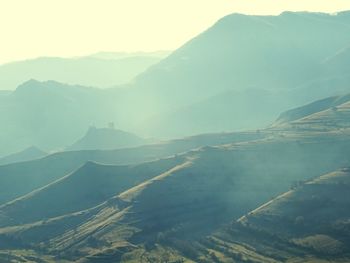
[2,132,350,261]
[0,130,265,205]
[0,157,185,227]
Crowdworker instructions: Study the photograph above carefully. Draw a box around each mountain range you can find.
[1,10,350,263]
[1,94,350,262]
[0,51,170,90]
[1,11,350,156]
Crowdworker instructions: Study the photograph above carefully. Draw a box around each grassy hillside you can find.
[196,168,350,262]
[0,157,185,227]
[2,10,350,262]
[275,93,350,125]
[0,130,265,205]
[2,130,350,261]
[275,99,350,132]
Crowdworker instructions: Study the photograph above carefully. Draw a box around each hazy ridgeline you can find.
[0,51,170,91]
[0,10,350,263]
[1,11,350,156]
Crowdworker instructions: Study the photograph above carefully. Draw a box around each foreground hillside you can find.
[198,168,350,262]
[1,128,350,262]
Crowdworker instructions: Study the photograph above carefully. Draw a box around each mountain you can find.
[1,11,350,152]
[0,52,170,90]
[1,93,350,261]
[67,126,148,151]
[273,93,350,131]
[323,46,350,75]
[122,11,350,137]
[141,89,284,137]
[0,79,120,156]
[89,51,171,60]
[0,146,46,165]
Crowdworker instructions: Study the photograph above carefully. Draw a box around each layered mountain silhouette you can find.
[0,51,170,90]
[0,79,119,156]
[1,11,350,155]
[1,10,350,262]
[1,106,350,261]
[0,146,46,165]
[123,11,350,136]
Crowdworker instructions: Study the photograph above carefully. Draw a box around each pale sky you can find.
[1,0,350,64]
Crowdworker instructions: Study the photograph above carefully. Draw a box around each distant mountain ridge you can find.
[0,146,46,165]
[1,11,350,154]
[0,51,170,90]
[121,10,350,137]
[1,92,350,261]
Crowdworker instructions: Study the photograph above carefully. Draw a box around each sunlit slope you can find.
[0,130,264,205]
[2,132,350,261]
[199,168,350,262]
[275,93,350,125]
[0,157,185,227]
[274,95,350,131]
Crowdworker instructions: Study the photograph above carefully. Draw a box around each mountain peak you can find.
[67,127,147,151]
[16,79,41,89]
[0,145,47,165]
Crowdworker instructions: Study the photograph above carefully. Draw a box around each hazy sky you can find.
[1,0,350,64]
